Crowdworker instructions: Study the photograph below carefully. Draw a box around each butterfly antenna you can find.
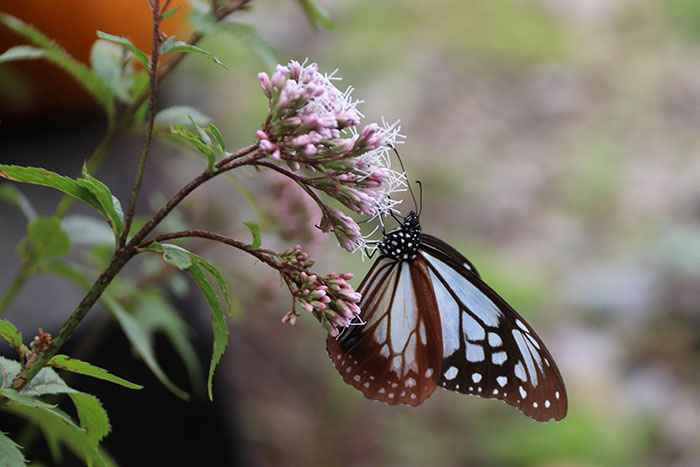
[416,180,423,216]
[391,146,419,215]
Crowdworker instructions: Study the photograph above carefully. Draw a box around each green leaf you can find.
[0,431,26,466]
[90,39,135,104]
[101,294,190,400]
[208,124,227,153]
[0,45,46,63]
[187,263,229,401]
[0,183,36,221]
[48,355,143,390]
[0,321,23,352]
[154,106,211,128]
[222,22,278,72]
[43,261,92,290]
[162,5,181,19]
[0,356,20,388]
[1,395,113,466]
[0,14,115,119]
[133,292,203,397]
[16,218,70,264]
[77,165,124,237]
[96,31,150,70]
[68,393,111,445]
[190,255,232,318]
[0,165,107,221]
[243,221,261,250]
[297,0,336,29]
[21,367,79,397]
[159,243,193,269]
[160,36,227,69]
[61,215,115,247]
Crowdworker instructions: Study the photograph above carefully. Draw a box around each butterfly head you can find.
[379,211,421,262]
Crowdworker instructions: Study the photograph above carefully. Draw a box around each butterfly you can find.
[327,211,567,422]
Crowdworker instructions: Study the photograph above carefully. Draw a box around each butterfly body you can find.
[327,211,567,421]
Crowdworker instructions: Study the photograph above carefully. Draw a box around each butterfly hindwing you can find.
[327,256,443,406]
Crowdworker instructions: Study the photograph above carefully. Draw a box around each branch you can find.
[121,0,164,245]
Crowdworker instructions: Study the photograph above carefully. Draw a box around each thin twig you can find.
[121,0,164,246]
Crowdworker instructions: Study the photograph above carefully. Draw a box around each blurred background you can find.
[2,0,700,465]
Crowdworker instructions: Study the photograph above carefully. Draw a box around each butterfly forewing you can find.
[421,248,568,421]
[327,257,443,406]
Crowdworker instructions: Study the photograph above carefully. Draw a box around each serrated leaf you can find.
[243,221,261,250]
[77,165,124,237]
[68,393,110,445]
[90,39,134,104]
[101,294,189,400]
[187,263,228,401]
[48,355,142,390]
[159,244,193,269]
[0,14,115,119]
[16,218,70,264]
[1,398,112,466]
[96,31,150,70]
[190,255,232,318]
[21,366,79,397]
[0,430,26,466]
[0,165,108,221]
[154,106,211,128]
[61,215,115,247]
[222,23,278,72]
[297,0,335,29]
[0,356,21,389]
[160,37,227,69]
[0,321,23,352]
[0,183,36,221]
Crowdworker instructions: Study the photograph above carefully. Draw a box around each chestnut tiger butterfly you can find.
[327,211,567,421]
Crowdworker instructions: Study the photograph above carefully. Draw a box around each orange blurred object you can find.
[0,0,189,119]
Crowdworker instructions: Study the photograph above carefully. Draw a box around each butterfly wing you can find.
[419,243,568,421]
[327,256,444,406]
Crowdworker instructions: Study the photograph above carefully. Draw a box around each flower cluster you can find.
[279,245,361,336]
[257,60,405,252]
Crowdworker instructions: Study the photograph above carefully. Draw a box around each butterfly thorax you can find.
[379,212,421,262]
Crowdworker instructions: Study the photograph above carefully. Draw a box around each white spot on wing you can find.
[425,368,434,378]
[519,386,527,399]
[555,391,560,399]
[466,342,485,362]
[472,373,482,383]
[492,351,507,365]
[545,400,550,408]
[497,376,507,387]
[488,332,503,347]
[444,366,458,380]
[380,344,390,358]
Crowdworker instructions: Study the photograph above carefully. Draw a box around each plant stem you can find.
[128,146,261,247]
[121,0,163,246]
[11,247,136,390]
